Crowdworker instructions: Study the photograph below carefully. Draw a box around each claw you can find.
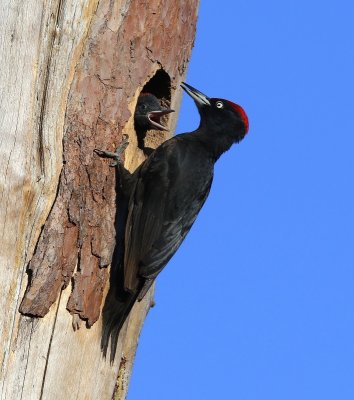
[94,135,129,166]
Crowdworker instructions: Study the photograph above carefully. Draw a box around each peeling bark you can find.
[1,0,199,399]
[20,0,199,327]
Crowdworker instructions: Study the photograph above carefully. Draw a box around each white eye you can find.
[216,101,223,109]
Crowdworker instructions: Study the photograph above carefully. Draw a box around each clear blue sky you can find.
[129,1,354,399]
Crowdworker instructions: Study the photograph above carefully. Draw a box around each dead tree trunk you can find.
[0,1,199,399]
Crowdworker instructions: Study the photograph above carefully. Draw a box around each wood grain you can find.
[0,0,199,398]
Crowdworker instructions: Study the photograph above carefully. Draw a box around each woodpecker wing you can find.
[123,136,213,292]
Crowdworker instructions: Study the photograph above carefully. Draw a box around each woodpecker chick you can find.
[134,93,174,132]
[134,93,174,152]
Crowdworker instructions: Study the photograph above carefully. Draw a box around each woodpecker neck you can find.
[195,125,239,160]
[190,105,247,160]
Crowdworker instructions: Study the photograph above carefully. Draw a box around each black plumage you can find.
[99,83,249,360]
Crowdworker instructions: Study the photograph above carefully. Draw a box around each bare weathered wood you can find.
[0,1,199,399]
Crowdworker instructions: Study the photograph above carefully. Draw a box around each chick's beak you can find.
[148,109,174,131]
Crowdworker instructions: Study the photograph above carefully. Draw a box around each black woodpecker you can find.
[98,83,249,360]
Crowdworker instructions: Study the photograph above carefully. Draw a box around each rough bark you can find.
[0,1,199,399]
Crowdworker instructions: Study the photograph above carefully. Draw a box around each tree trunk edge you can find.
[0,1,199,399]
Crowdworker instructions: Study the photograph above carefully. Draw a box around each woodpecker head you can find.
[134,93,174,132]
[181,82,249,142]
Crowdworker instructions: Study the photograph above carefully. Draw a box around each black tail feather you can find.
[101,281,140,363]
[100,224,142,363]
[100,178,135,363]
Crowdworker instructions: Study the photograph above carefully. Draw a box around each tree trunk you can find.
[0,1,199,399]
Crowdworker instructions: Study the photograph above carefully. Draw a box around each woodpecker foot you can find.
[94,134,129,166]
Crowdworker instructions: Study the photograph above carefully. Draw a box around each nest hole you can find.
[141,69,171,107]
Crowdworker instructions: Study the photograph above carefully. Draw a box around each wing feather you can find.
[123,139,213,291]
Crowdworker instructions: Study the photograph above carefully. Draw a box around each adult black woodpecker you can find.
[134,93,174,151]
[98,83,249,360]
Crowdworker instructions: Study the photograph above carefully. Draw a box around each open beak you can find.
[147,109,174,131]
[181,82,211,107]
